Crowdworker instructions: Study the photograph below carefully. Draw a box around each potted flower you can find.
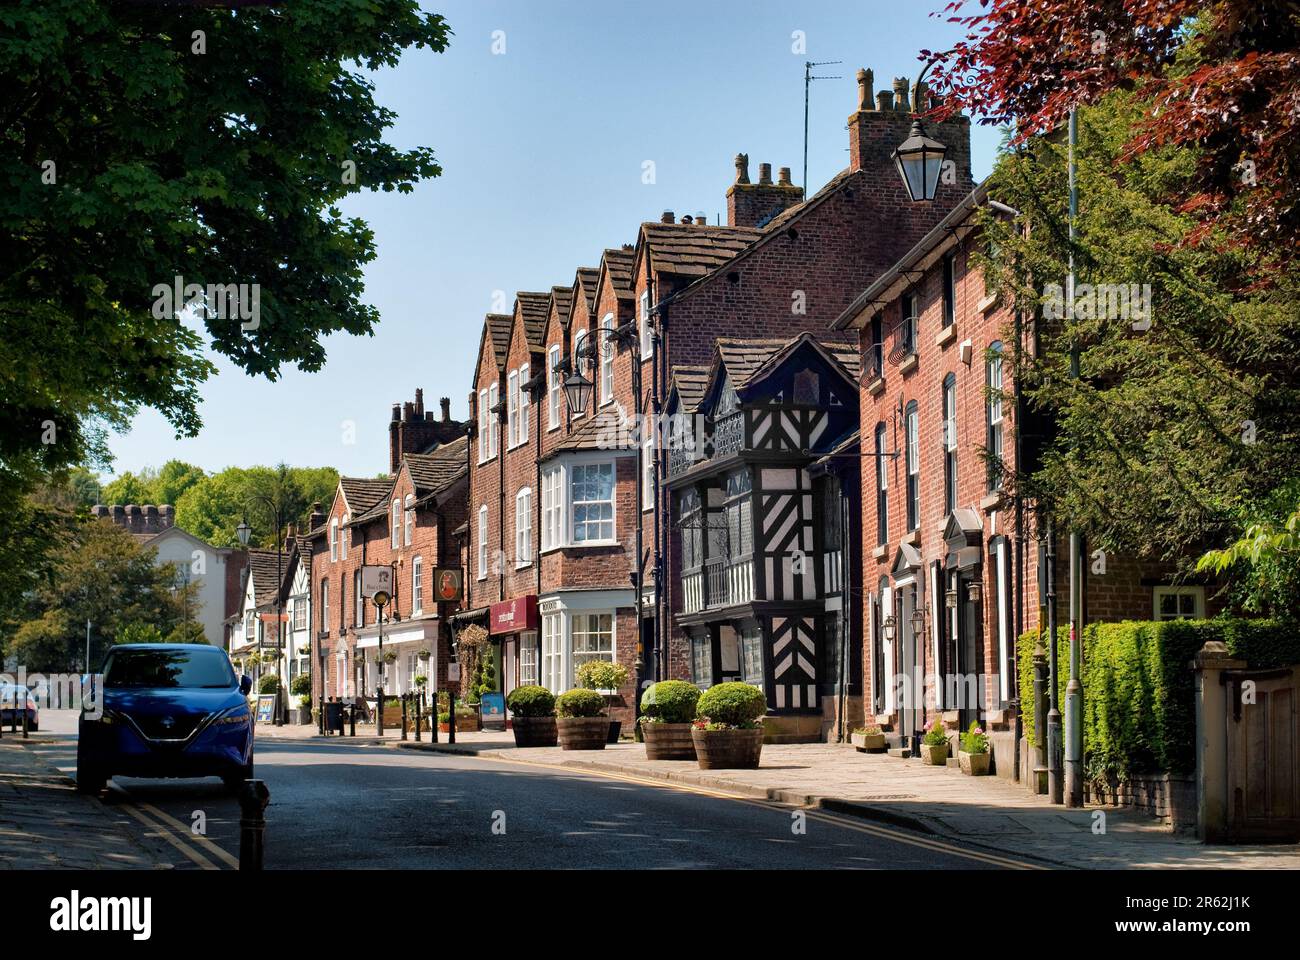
[920,719,949,765]
[418,648,431,662]
[576,659,630,743]
[639,680,700,760]
[958,721,991,775]
[506,685,558,747]
[555,688,608,750]
[298,643,311,656]
[382,650,398,665]
[850,723,887,753]
[290,674,313,724]
[692,682,767,769]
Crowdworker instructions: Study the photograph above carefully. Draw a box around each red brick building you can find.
[308,392,468,712]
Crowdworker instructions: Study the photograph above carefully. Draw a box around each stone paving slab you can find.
[0,740,171,870]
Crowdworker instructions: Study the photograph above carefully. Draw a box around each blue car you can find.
[77,644,255,795]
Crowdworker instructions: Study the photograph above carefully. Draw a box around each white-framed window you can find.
[541,466,562,551]
[570,461,615,543]
[572,613,614,681]
[488,382,500,456]
[341,515,349,559]
[477,506,488,580]
[329,518,338,561]
[391,499,400,548]
[600,313,614,405]
[412,556,423,615]
[353,569,364,628]
[293,598,307,632]
[547,345,561,431]
[905,401,920,531]
[571,328,588,418]
[642,430,654,511]
[519,362,530,442]
[477,388,489,463]
[404,494,414,546]
[507,368,520,448]
[320,579,329,633]
[987,341,1005,491]
[1154,586,1204,621]
[639,290,653,358]
[515,487,532,567]
[519,632,538,687]
[541,612,564,693]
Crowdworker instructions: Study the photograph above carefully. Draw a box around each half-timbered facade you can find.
[666,334,860,739]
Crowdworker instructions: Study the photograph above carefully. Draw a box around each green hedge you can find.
[1018,618,1299,781]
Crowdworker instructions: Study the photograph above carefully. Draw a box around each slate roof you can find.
[641,223,763,278]
[540,410,626,461]
[602,247,636,299]
[246,549,284,607]
[339,477,391,515]
[406,435,468,497]
[574,267,600,315]
[669,365,710,414]
[548,286,574,331]
[713,333,860,392]
[484,313,514,369]
[516,292,552,351]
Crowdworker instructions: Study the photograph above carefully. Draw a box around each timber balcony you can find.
[681,554,755,615]
[668,411,745,479]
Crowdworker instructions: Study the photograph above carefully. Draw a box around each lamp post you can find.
[890,50,957,203]
[237,495,286,726]
[372,588,390,737]
[909,604,926,756]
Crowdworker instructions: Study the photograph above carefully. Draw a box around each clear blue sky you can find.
[103,0,1000,483]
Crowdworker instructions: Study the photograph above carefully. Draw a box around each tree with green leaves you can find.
[978,92,1300,592]
[175,463,338,548]
[8,519,201,671]
[0,1,450,506]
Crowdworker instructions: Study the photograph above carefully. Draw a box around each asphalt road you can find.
[33,709,1016,870]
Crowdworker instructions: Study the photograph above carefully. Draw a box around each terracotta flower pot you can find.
[851,731,887,753]
[642,722,697,760]
[512,715,558,748]
[959,750,990,776]
[557,716,608,750]
[692,727,763,769]
[920,742,948,765]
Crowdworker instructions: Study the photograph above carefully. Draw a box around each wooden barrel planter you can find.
[643,722,697,760]
[692,728,763,769]
[512,716,558,748]
[557,717,608,750]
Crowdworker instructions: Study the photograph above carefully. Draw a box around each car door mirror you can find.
[240,675,253,696]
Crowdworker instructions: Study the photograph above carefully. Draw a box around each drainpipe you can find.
[836,472,852,742]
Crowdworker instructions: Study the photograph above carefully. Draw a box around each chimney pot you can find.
[415,388,424,416]
[440,397,451,422]
[758,162,772,185]
[621,243,633,250]
[734,153,750,185]
[661,210,674,224]
[696,212,709,226]
[777,167,792,186]
[876,90,894,112]
[857,68,874,111]
[391,404,401,422]
[403,401,415,421]
[681,214,692,224]
[892,77,910,112]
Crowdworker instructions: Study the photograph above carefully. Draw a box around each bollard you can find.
[318,695,325,736]
[400,693,408,742]
[448,689,456,744]
[238,779,271,871]
[414,693,422,743]
[349,703,356,738]
[22,701,29,739]
[429,690,439,744]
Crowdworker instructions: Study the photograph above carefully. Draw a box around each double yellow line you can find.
[116,800,239,871]
[469,753,1047,870]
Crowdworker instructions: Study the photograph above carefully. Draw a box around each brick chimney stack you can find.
[440,397,451,422]
[727,153,804,228]
[390,389,470,472]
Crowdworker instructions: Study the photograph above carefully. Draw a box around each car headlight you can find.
[213,706,251,726]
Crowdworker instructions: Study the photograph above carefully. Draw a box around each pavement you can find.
[0,737,172,870]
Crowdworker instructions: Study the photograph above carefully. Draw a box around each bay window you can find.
[571,462,615,543]
[571,613,614,677]
[541,611,564,693]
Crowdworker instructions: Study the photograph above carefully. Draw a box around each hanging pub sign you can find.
[360,565,394,600]
[489,595,538,635]
[433,568,464,603]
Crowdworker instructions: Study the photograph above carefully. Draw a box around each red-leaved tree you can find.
[924,0,1299,276]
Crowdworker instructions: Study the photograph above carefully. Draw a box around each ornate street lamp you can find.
[236,520,252,547]
[882,614,897,643]
[892,119,948,202]
[563,370,594,416]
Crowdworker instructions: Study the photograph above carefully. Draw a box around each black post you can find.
[22,699,29,739]
[349,703,356,738]
[414,691,422,742]
[448,686,457,744]
[1032,635,1049,794]
[1046,519,1063,805]
[400,693,409,742]
[238,779,270,870]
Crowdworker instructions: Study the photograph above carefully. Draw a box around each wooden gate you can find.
[1225,668,1300,840]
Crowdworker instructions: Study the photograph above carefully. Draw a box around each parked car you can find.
[77,644,254,794]
[0,682,38,730]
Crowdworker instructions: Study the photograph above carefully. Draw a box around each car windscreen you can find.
[103,648,236,689]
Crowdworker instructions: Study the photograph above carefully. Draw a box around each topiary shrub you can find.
[695,682,766,729]
[555,688,607,718]
[506,685,556,718]
[258,675,280,694]
[576,659,629,691]
[290,674,311,697]
[640,680,701,723]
